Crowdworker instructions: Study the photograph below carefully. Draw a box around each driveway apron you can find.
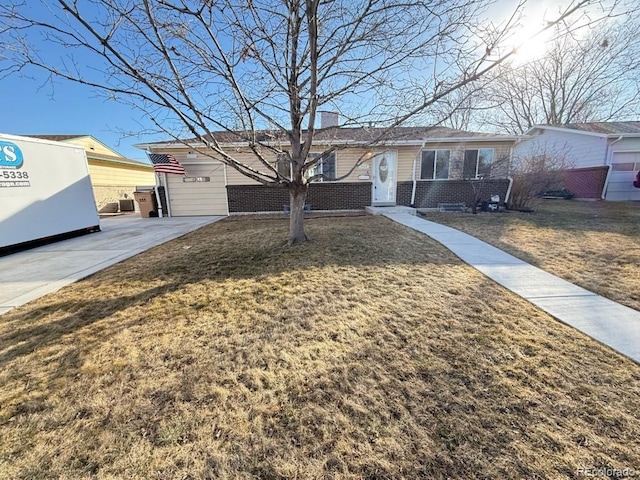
[0,215,223,315]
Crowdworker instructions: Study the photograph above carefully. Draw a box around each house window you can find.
[463,148,494,178]
[611,162,635,171]
[421,149,450,179]
[308,152,336,181]
[275,152,291,179]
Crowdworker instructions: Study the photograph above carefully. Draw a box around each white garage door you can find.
[166,163,228,216]
[605,152,640,201]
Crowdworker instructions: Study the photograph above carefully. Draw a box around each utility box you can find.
[133,190,158,217]
[118,199,135,212]
[0,133,100,253]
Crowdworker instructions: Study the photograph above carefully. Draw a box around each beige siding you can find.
[166,162,228,216]
[87,161,155,210]
[88,160,155,187]
[153,140,514,191]
[66,137,121,157]
[333,148,371,181]
[396,147,422,181]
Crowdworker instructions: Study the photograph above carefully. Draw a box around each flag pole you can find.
[154,173,164,218]
[148,150,163,218]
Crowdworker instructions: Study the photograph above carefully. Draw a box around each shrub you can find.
[509,149,574,210]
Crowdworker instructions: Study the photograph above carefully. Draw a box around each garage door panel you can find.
[166,163,228,216]
[606,152,640,201]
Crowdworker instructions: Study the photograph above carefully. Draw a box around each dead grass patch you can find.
[1,215,639,479]
[423,200,640,312]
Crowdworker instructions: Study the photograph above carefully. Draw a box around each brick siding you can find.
[398,180,510,208]
[563,166,609,198]
[227,182,371,212]
[227,180,510,212]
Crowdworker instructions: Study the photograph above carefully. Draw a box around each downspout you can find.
[601,135,624,200]
[504,176,514,206]
[411,141,426,207]
[505,136,528,207]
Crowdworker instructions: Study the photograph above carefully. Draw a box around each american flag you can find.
[148,153,186,175]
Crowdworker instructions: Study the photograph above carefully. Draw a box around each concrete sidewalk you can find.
[386,213,640,363]
[0,215,223,315]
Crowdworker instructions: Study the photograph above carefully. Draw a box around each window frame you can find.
[275,152,291,179]
[463,148,495,179]
[307,151,337,182]
[420,149,451,180]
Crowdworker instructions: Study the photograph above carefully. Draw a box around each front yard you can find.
[1,216,639,479]
[424,200,640,312]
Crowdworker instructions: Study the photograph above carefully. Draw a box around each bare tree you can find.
[0,0,620,244]
[481,17,640,134]
[509,145,575,210]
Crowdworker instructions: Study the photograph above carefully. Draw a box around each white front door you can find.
[372,151,397,205]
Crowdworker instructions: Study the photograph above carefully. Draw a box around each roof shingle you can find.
[555,122,640,135]
[142,125,515,147]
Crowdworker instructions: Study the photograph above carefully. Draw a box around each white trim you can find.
[525,124,640,139]
[609,147,640,154]
[525,125,609,138]
[602,137,627,199]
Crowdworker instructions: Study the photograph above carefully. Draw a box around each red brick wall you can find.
[227,182,371,212]
[398,180,510,208]
[563,166,609,198]
[227,180,510,212]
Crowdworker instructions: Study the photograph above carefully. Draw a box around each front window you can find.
[308,152,336,181]
[275,152,291,179]
[420,149,450,179]
[463,148,494,178]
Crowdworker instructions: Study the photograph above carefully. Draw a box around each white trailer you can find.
[1,133,100,252]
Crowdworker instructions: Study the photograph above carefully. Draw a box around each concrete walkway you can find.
[386,213,640,363]
[0,215,223,315]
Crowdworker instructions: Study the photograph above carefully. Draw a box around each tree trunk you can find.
[288,183,309,245]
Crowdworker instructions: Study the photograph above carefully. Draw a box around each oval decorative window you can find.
[379,157,388,183]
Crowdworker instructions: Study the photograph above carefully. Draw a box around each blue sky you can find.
[0,73,155,162]
[0,0,572,162]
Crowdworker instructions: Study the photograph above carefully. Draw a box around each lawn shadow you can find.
[0,216,463,369]
[0,284,175,370]
[102,215,466,286]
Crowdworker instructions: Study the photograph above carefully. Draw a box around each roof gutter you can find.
[601,135,625,200]
[135,135,528,151]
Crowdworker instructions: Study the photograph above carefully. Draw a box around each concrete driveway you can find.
[0,215,224,315]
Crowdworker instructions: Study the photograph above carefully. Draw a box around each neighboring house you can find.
[136,125,523,216]
[514,122,640,201]
[24,135,155,211]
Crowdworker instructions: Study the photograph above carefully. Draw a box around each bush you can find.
[509,149,574,210]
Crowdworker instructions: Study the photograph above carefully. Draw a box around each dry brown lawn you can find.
[1,215,639,479]
[423,200,640,312]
